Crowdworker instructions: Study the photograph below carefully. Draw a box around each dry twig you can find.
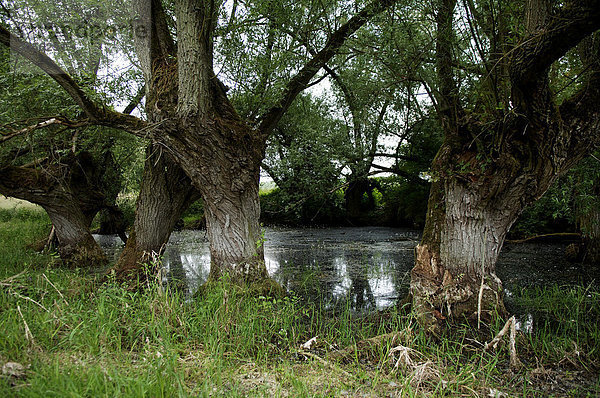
[16,304,35,345]
[0,271,26,287]
[484,316,522,369]
[42,273,67,304]
[10,291,49,312]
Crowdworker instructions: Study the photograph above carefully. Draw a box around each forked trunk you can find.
[111,145,199,280]
[123,0,394,292]
[411,173,526,332]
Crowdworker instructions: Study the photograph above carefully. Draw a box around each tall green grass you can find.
[0,207,52,271]
[0,209,599,396]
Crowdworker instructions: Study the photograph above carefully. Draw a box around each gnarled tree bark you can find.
[110,144,199,280]
[2,0,398,289]
[125,0,397,287]
[0,151,116,267]
[411,0,600,332]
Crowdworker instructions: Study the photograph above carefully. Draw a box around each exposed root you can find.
[484,316,522,369]
[410,361,441,391]
[44,226,56,252]
[389,344,422,370]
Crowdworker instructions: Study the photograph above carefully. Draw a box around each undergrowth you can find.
[0,210,599,397]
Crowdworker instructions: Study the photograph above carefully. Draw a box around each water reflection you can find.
[96,227,594,312]
[97,227,418,311]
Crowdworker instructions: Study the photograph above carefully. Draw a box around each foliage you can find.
[0,0,145,209]
[511,153,600,238]
[261,94,346,224]
[260,186,346,226]
[376,176,430,227]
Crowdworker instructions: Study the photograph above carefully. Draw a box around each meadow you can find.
[0,207,598,397]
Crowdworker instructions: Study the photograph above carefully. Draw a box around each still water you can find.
[95,227,593,312]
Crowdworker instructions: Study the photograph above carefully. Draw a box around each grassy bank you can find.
[0,209,599,397]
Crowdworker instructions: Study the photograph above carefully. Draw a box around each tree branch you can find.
[122,84,146,115]
[560,35,600,168]
[257,0,397,136]
[0,117,87,144]
[435,0,462,136]
[175,0,217,116]
[510,1,600,93]
[324,65,362,140]
[371,164,428,186]
[374,152,420,162]
[131,0,177,80]
[0,25,147,135]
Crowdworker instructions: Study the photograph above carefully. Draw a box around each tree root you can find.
[484,316,522,369]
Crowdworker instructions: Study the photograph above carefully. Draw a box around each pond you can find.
[95,227,595,312]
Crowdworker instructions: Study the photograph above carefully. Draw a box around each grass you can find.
[0,208,599,397]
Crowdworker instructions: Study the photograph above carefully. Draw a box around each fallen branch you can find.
[484,316,522,369]
[506,233,581,244]
[42,273,67,304]
[0,117,88,144]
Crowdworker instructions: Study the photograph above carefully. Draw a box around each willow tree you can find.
[410,0,600,330]
[0,150,118,266]
[1,0,397,286]
[0,0,140,266]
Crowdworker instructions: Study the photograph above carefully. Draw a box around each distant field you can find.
[0,196,40,210]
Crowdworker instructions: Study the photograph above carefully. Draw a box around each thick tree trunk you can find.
[202,170,267,284]
[409,136,557,331]
[166,117,271,286]
[111,145,199,281]
[119,0,396,292]
[410,175,524,331]
[410,0,600,333]
[43,199,107,267]
[345,177,374,223]
[0,152,112,267]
